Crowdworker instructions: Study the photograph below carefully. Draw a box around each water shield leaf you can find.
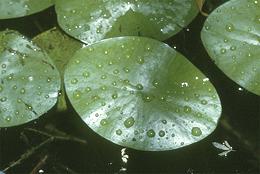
[0,30,61,127]
[0,0,53,19]
[64,36,221,151]
[201,0,260,95]
[55,0,198,44]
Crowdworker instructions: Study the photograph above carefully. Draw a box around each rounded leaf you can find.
[0,30,61,127]
[201,0,260,95]
[64,37,221,151]
[0,0,53,19]
[55,0,199,44]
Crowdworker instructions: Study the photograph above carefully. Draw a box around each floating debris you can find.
[212,140,235,157]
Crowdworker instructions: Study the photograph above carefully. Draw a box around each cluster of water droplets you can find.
[56,0,198,44]
[0,31,60,126]
[202,0,260,94]
[65,37,221,150]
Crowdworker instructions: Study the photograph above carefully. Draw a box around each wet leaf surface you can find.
[0,0,53,19]
[33,27,83,111]
[0,30,61,127]
[55,0,198,44]
[64,36,221,151]
[201,0,260,95]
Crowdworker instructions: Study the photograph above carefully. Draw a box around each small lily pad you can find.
[55,0,199,44]
[0,0,53,19]
[201,0,260,95]
[0,30,61,127]
[33,27,83,111]
[64,37,221,151]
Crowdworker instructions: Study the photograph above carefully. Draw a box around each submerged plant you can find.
[0,0,259,153]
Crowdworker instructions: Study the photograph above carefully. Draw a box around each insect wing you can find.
[212,142,229,151]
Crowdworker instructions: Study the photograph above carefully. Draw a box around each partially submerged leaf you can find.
[0,0,53,19]
[55,0,199,44]
[64,37,221,151]
[0,30,61,127]
[33,27,83,111]
[201,0,260,95]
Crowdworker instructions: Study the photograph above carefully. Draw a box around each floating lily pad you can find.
[0,30,61,127]
[64,37,221,151]
[0,0,53,19]
[55,0,199,44]
[201,0,260,95]
[33,27,83,111]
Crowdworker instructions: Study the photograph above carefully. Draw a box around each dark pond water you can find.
[0,1,259,174]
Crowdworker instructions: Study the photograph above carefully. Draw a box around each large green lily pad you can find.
[0,0,53,19]
[0,30,61,127]
[64,37,221,151]
[33,27,83,111]
[201,0,260,95]
[55,0,199,44]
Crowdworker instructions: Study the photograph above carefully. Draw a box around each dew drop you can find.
[191,127,202,136]
[100,119,108,126]
[116,129,122,135]
[201,100,208,105]
[47,77,52,83]
[0,97,7,102]
[220,48,226,54]
[122,66,130,73]
[7,74,14,80]
[5,116,12,122]
[136,84,143,90]
[112,93,118,99]
[152,80,159,87]
[73,90,82,99]
[112,81,117,86]
[101,74,107,79]
[230,46,236,51]
[147,129,156,138]
[124,117,135,128]
[12,85,17,90]
[82,71,90,78]
[137,57,144,64]
[159,130,165,137]
[161,120,167,124]
[71,78,78,84]
[142,95,153,102]
[97,64,103,68]
[1,64,6,68]
[184,106,192,113]
[113,69,119,74]
[20,88,26,94]
[205,25,210,30]
[27,105,33,111]
[85,87,92,92]
[225,24,234,32]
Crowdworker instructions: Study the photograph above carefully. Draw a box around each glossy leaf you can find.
[0,0,53,19]
[33,27,83,111]
[64,37,221,151]
[55,0,199,44]
[201,0,260,95]
[0,30,61,127]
